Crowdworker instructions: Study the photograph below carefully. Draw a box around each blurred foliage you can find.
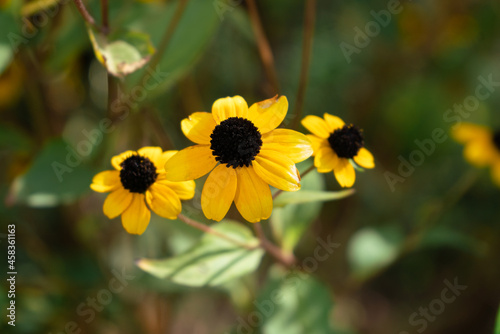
[1,0,500,333]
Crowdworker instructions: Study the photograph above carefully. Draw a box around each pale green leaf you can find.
[137,220,264,287]
[274,189,355,208]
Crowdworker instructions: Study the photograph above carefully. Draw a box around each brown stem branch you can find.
[246,0,280,94]
[253,222,295,267]
[73,0,97,27]
[291,0,317,129]
[100,0,109,34]
[178,214,257,250]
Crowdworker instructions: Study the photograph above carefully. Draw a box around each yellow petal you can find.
[463,140,495,167]
[334,159,356,188]
[90,170,121,193]
[324,113,345,130]
[301,115,331,138]
[234,166,272,223]
[354,148,375,169]
[164,145,217,181]
[201,164,237,221]
[103,187,133,218]
[491,162,500,187]
[253,150,301,191]
[247,95,288,134]
[157,179,196,200]
[155,150,178,174]
[146,183,182,219]
[121,193,151,235]
[181,112,217,145]
[111,150,136,170]
[137,146,163,166]
[306,134,328,154]
[262,129,313,163]
[452,123,491,143]
[314,147,338,173]
[212,96,249,124]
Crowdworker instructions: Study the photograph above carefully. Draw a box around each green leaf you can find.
[88,28,155,77]
[347,227,403,279]
[271,162,328,252]
[255,267,350,334]
[0,11,18,74]
[494,307,500,334]
[9,138,95,207]
[274,189,355,208]
[123,0,221,95]
[137,220,264,287]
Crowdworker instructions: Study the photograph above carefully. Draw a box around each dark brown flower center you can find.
[327,124,364,159]
[210,117,262,168]
[119,155,157,193]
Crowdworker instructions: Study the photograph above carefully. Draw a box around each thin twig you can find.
[246,0,280,94]
[148,0,189,73]
[73,0,97,27]
[291,0,316,129]
[100,0,109,34]
[178,214,257,250]
[253,222,295,267]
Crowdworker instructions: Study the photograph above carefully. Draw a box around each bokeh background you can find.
[1,0,500,333]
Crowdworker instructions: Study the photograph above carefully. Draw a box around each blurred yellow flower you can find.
[452,123,500,186]
[164,95,313,223]
[90,147,195,235]
[301,113,374,188]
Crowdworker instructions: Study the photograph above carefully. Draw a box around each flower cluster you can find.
[91,96,375,234]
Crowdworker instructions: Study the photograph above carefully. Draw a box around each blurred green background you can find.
[1,0,500,333]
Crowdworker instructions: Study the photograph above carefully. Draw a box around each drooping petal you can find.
[301,115,331,138]
[146,183,182,219]
[324,113,345,131]
[181,112,217,145]
[212,96,249,124]
[234,166,272,223]
[121,193,151,235]
[164,145,217,181]
[253,150,301,191]
[111,150,136,170]
[452,123,491,143]
[247,95,288,134]
[137,146,163,166]
[314,147,339,173]
[201,165,237,221]
[334,159,356,188]
[156,179,196,200]
[354,148,375,169]
[90,170,121,193]
[306,134,328,154]
[103,187,133,218]
[261,129,313,163]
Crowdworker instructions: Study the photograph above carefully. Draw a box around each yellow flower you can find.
[90,147,196,235]
[452,122,500,185]
[301,113,375,188]
[164,95,313,223]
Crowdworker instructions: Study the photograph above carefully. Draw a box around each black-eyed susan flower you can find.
[164,95,313,223]
[452,122,500,186]
[90,147,195,235]
[301,113,374,188]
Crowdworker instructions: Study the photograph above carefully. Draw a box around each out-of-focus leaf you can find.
[123,0,221,95]
[20,0,59,16]
[137,220,264,287]
[9,138,95,207]
[274,189,355,208]
[494,307,500,334]
[0,124,33,152]
[347,227,402,278]
[420,226,487,255]
[255,266,345,334]
[88,28,155,77]
[271,162,327,252]
[0,11,17,74]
